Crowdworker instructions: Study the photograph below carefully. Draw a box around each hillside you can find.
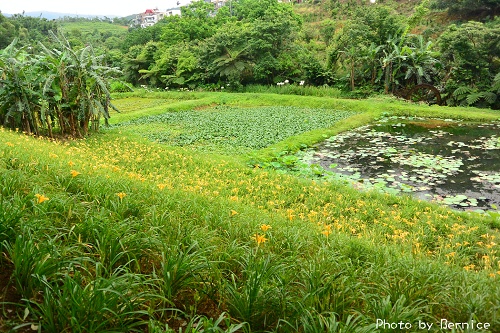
[58,20,128,35]
[294,0,456,42]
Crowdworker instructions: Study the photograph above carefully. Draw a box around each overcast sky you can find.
[1,0,190,17]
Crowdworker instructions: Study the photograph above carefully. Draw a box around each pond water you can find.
[301,117,500,211]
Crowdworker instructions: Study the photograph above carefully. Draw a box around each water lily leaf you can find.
[298,117,499,211]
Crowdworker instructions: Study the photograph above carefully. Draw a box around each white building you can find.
[165,8,182,17]
[211,0,226,9]
[132,8,181,28]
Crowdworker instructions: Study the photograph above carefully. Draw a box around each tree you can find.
[339,46,363,91]
[402,35,440,86]
[213,46,253,86]
[245,2,302,83]
[121,24,164,52]
[0,33,120,137]
[178,0,217,41]
[327,5,406,92]
[362,43,382,86]
[123,42,162,86]
[0,13,16,49]
[198,21,253,85]
[380,36,406,94]
[170,1,304,87]
[233,0,281,20]
[6,14,59,46]
[438,21,500,108]
[432,0,499,18]
[0,39,41,134]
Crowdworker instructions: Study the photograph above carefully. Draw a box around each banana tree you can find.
[403,35,440,86]
[380,36,409,94]
[362,43,382,87]
[0,39,42,135]
[40,32,121,137]
[339,45,364,91]
[1,33,120,137]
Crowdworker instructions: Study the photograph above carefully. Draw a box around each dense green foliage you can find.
[121,0,305,88]
[0,33,119,137]
[59,20,128,48]
[432,0,499,17]
[1,0,499,108]
[0,13,59,49]
[0,14,18,49]
[116,0,499,108]
[1,2,499,330]
[438,20,500,107]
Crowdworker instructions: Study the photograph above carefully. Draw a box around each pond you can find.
[300,116,500,211]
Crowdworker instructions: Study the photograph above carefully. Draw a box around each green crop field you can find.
[113,105,356,154]
[1,91,499,332]
[59,21,128,36]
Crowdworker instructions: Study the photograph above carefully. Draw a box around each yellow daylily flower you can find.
[35,194,49,204]
[252,234,268,246]
[260,224,272,232]
[70,170,81,177]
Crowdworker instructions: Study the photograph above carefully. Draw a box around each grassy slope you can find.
[58,21,128,35]
[1,93,499,331]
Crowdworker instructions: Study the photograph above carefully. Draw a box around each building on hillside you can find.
[207,0,301,10]
[210,0,227,9]
[132,7,180,28]
[165,0,189,17]
[165,7,182,17]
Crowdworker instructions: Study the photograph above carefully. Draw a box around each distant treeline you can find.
[1,0,499,108]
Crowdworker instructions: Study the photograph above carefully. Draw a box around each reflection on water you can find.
[302,117,500,210]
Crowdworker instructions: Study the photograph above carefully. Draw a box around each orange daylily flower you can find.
[35,194,49,204]
[260,224,272,232]
[252,234,268,246]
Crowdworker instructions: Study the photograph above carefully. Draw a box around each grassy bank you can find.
[110,91,500,160]
[1,93,499,332]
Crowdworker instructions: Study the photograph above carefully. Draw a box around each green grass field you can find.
[59,21,128,36]
[1,91,499,332]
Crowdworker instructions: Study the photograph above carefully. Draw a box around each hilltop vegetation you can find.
[1,0,499,108]
[58,20,128,47]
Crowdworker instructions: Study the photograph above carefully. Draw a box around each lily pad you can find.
[298,117,500,211]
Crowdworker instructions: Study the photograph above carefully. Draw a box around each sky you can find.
[0,0,191,17]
